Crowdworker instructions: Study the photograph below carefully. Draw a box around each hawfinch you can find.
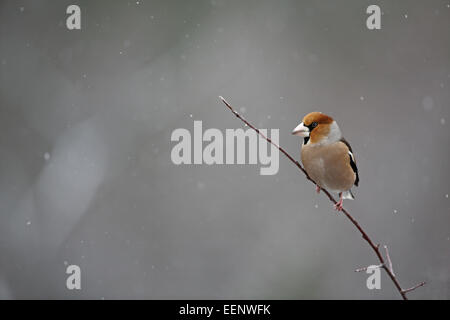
[292,112,359,211]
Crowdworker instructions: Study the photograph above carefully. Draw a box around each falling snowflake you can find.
[44,152,50,161]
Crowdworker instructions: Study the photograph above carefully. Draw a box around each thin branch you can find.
[355,264,383,273]
[384,245,395,277]
[402,282,426,294]
[219,96,425,300]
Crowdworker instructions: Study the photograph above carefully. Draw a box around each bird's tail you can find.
[342,190,355,200]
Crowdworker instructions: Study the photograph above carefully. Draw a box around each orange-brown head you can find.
[292,112,339,145]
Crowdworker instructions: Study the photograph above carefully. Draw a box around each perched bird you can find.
[292,112,359,211]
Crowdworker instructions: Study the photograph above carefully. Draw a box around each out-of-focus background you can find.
[0,0,449,299]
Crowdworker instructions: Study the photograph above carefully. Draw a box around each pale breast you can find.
[301,142,355,192]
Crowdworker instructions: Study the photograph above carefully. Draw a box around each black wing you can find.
[340,138,359,187]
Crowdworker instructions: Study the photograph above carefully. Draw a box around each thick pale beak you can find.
[292,122,309,137]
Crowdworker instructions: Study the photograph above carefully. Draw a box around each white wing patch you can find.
[348,151,355,162]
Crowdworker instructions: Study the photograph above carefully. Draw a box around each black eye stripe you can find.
[307,122,318,131]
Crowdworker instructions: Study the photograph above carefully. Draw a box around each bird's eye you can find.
[311,122,318,128]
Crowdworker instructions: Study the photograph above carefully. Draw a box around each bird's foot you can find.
[316,185,321,194]
[334,199,344,211]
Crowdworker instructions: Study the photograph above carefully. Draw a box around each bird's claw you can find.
[334,201,343,211]
[316,185,321,194]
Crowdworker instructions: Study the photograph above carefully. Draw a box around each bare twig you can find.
[219,96,425,300]
[384,245,395,277]
[355,264,383,273]
[402,282,426,294]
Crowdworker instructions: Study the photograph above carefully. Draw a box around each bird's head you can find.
[292,112,341,145]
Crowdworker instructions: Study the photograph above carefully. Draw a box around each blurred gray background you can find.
[0,0,449,299]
